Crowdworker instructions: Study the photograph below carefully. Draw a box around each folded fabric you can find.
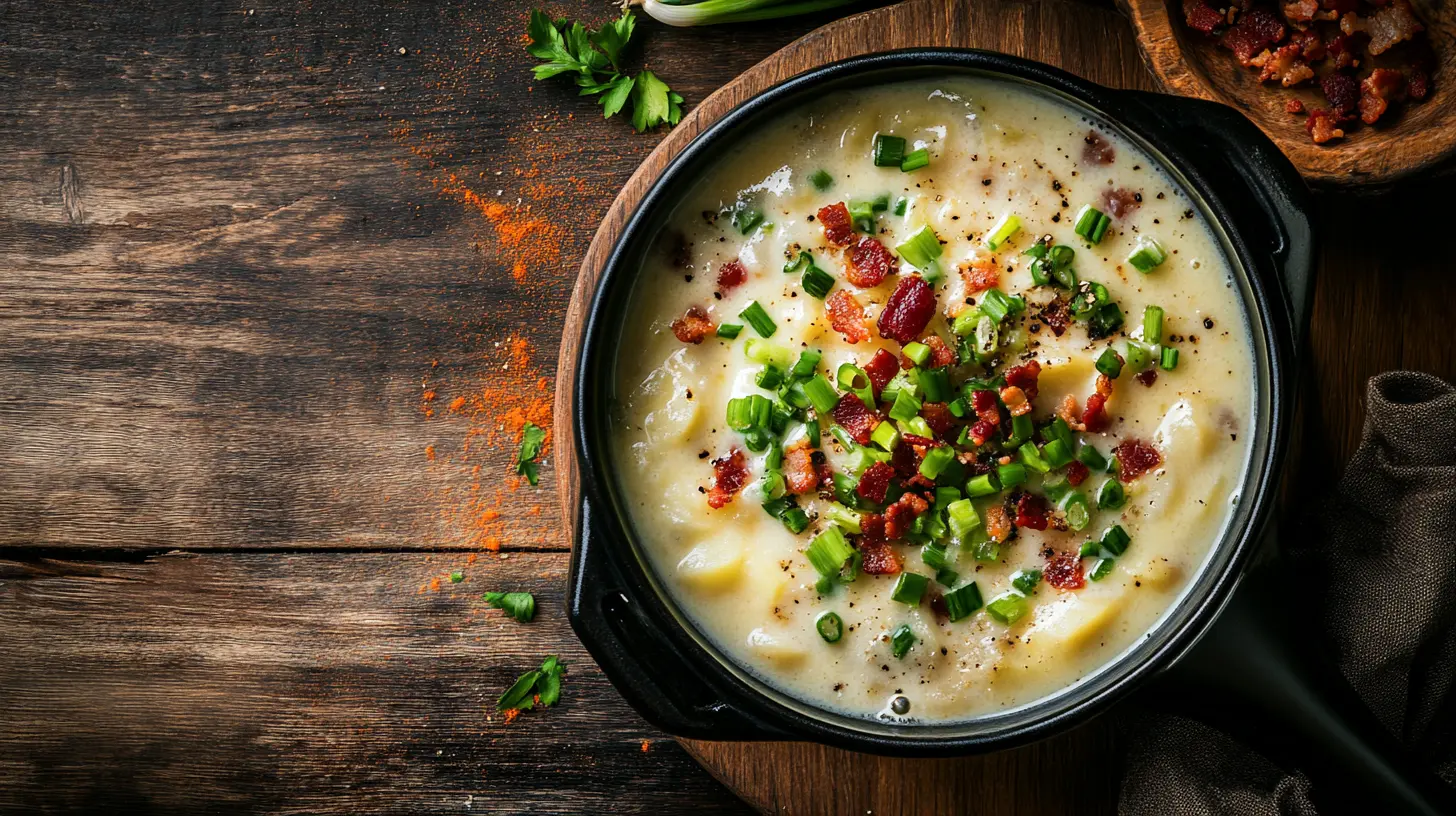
[1120,371,1456,815]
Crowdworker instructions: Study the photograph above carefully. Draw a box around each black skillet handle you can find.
[1110,91,1315,342]
[567,498,792,741]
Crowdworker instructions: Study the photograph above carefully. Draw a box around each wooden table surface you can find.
[0,0,1450,814]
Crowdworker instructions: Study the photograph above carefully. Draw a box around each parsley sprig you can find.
[527,9,683,132]
[484,591,536,622]
[515,422,547,486]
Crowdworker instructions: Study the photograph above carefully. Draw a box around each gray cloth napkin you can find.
[1119,371,1456,815]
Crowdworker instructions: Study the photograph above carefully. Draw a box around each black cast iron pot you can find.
[569,49,1454,814]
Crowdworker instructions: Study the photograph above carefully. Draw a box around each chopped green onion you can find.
[948,398,968,418]
[1019,442,1051,473]
[1073,204,1112,244]
[1088,302,1125,340]
[1089,558,1115,581]
[893,197,908,216]
[1096,478,1125,510]
[837,363,874,406]
[1006,414,1035,449]
[1011,569,1042,594]
[1042,438,1073,468]
[789,349,822,381]
[970,535,1000,563]
[739,301,776,338]
[895,225,943,276]
[902,341,932,367]
[873,133,906,167]
[742,427,771,452]
[726,394,772,431]
[951,309,981,337]
[1041,472,1072,504]
[965,473,1000,498]
[1127,237,1167,272]
[1079,539,1102,558]
[824,503,862,533]
[763,496,810,533]
[848,199,876,233]
[1161,346,1180,370]
[973,315,999,359]
[1042,417,1075,449]
[780,382,809,410]
[1095,347,1124,378]
[920,367,951,403]
[806,526,855,577]
[802,265,835,299]
[900,416,934,439]
[1077,443,1109,472]
[997,463,1028,489]
[891,572,928,606]
[716,323,743,339]
[783,252,811,276]
[744,338,791,368]
[814,575,834,595]
[943,582,984,622]
[871,194,890,213]
[1061,491,1092,532]
[1101,524,1131,556]
[870,420,899,451]
[946,499,981,539]
[756,365,784,390]
[832,471,860,505]
[921,542,953,572]
[918,445,956,480]
[1143,305,1165,345]
[781,507,810,534]
[809,169,834,192]
[986,593,1028,625]
[732,205,764,235]
[1125,340,1153,372]
[900,148,930,172]
[984,213,1022,250]
[889,389,922,423]
[815,611,844,642]
[803,374,839,416]
[981,289,1025,323]
[890,624,916,658]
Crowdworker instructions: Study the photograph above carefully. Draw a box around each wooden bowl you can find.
[1117,0,1456,186]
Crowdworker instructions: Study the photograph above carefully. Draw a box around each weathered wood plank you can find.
[0,550,749,814]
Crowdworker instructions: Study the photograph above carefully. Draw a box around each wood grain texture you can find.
[1117,0,1456,186]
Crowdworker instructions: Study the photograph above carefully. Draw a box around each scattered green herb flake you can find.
[484,591,537,622]
[516,422,547,485]
[449,571,464,584]
[496,654,565,712]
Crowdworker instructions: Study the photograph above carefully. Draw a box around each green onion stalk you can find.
[627,0,868,26]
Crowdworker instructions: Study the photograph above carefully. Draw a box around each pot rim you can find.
[573,48,1297,753]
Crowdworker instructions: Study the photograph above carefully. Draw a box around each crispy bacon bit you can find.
[1287,98,1306,114]
[1082,130,1116,165]
[890,438,925,481]
[1115,439,1163,482]
[1136,369,1159,387]
[1066,461,1091,487]
[831,393,881,445]
[1347,1,1423,54]
[846,236,898,288]
[1044,551,1086,590]
[921,402,957,437]
[1037,297,1072,337]
[1359,67,1406,124]
[971,389,1001,426]
[1321,71,1360,113]
[1320,0,1358,14]
[1409,68,1430,100]
[859,536,902,575]
[984,504,1013,543]
[783,441,818,496]
[864,348,900,398]
[969,419,997,446]
[1081,392,1110,433]
[825,290,871,344]
[815,459,837,501]
[884,492,930,540]
[1325,33,1358,69]
[877,276,937,344]
[1054,395,1084,433]
[961,256,1000,293]
[856,461,895,504]
[1306,107,1346,144]
[717,259,747,291]
[706,450,748,509]
[1283,0,1317,22]
[1100,188,1142,220]
[818,202,855,247]
[999,386,1032,417]
[1184,0,1225,32]
[1222,8,1286,64]
[1004,360,1042,400]
[924,335,959,368]
[671,306,715,344]
[1254,43,1314,86]
[1290,27,1326,60]
[1015,494,1050,531]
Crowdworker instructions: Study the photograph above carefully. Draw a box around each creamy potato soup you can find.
[609,77,1254,723]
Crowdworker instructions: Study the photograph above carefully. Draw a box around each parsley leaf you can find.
[526,9,681,131]
[496,655,565,712]
[515,422,547,485]
[483,591,536,622]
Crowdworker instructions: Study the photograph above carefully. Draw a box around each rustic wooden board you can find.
[1117,0,1456,187]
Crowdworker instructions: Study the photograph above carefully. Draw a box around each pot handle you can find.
[1148,556,1456,814]
[1110,91,1315,341]
[567,498,792,741]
